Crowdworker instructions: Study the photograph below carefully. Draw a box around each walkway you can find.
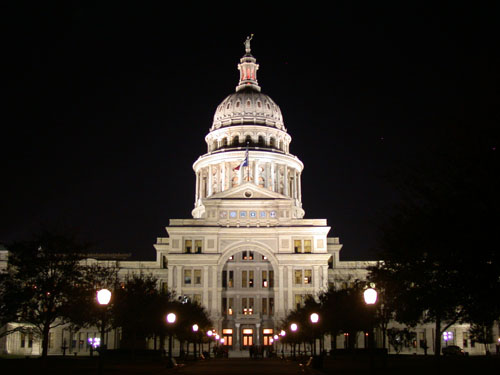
[176,358,310,375]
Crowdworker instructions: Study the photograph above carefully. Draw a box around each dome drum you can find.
[205,125,291,154]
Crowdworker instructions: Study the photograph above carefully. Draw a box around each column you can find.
[254,160,258,185]
[176,267,183,297]
[313,266,320,295]
[298,172,302,202]
[208,165,213,196]
[221,163,225,192]
[287,266,293,311]
[283,166,288,196]
[235,323,241,350]
[321,265,329,290]
[256,323,261,346]
[271,162,275,192]
[278,265,285,317]
[203,265,209,309]
[265,162,271,189]
[212,266,220,314]
[195,171,199,203]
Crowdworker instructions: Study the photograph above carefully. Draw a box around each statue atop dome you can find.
[244,34,254,54]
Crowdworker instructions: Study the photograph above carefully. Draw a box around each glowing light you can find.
[96,289,111,305]
[310,313,319,324]
[192,324,199,332]
[280,330,286,337]
[166,313,176,324]
[363,288,378,305]
[207,331,213,337]
[290,323,298,332]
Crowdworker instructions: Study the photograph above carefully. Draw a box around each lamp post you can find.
[280,330,286,358]
[291,323,298,358]
[207,330,213,357]
[166,312,177,363]
[310,313,319,356]
[192,324,199,359]
[363,285,378,373]
[96,289,111,375]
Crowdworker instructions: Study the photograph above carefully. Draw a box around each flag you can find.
[234,148,249,171]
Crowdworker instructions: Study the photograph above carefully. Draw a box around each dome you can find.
[211,87,285,131]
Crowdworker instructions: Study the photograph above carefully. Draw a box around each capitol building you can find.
[0,38,484,356]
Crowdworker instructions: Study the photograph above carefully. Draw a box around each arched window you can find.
[232,135,239,146]
[245,135,252,146]
[222,138,228,147]
[212,140,217,151]
[270,137,276,147]
[258,135,265,147]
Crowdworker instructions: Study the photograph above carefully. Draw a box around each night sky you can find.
[2,4,497,260]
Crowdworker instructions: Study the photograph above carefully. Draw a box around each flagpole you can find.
[246,142,249,182]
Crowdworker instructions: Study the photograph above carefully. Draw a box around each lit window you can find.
[304,270,312,284]
[184,270,192,285]
[295,270,303,284]
[304,240,312,253]
[195,240,202,253]
[184,240,192,253]
[194,269,202,285]
[294,240,302,253]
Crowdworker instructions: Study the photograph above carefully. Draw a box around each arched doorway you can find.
[218,246,278,352]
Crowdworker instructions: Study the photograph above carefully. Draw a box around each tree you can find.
[319,283,374,350]
[111,272,173,351]
[0,231,87,358]
[386,327,416,354]
[369,130,500,357]
[469,323,494,355]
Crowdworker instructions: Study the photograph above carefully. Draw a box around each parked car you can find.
[442,345,466,356]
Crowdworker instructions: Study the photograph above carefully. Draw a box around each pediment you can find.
[209,182,289,200]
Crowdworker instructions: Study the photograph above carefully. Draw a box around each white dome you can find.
[211,88,285,131]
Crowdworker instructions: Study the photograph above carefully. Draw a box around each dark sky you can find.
[2,4,497,260]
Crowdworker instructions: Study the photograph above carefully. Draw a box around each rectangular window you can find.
[195,240,202,253]
[194,269,202,285]
[184,269,192,285]
[294,240,302,253]
[242,297,247,314]
[262,270,268,288]
[193,294,201,304]
[28,333,33,348]
[262,298,267,315]
[249,270,254,288]
[295,270,303,284]
[304,240,312,253]
[304,269,312,284]
[295,294,303,309]
[222,270,227,288]
[269,298,274,315]
[20,333,26,348]
[228,270,234,288]
[184,240,192,253]
[242,271,247,288]
[222,298,227,315]
[228,298,234,315]
[269,270,274,288]
[463,332,469,348]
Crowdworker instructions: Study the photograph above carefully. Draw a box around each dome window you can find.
[247,100,251,107]
[245,135,252,145]
[257,101,262,108]
[270,137,276,147]
[258,136,265,146]
[236,101,240,108]
[222,138,228,147]
[232,135,239,146]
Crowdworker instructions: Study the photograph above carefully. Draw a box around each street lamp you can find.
[291,323,298,358]
[166,312,177,363]
[192,324,199,359]
[363,285,378,373]
[96,289,111,375]
[310,313,319,356]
